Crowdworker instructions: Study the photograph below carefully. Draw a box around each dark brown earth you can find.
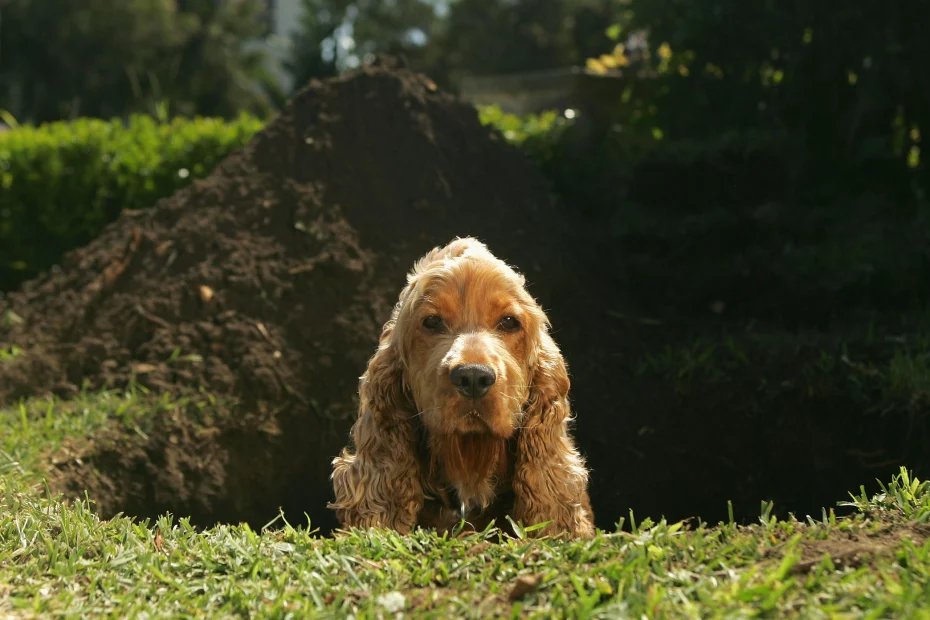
[761,520,930,575]
[0,58,924,534]
[790,522,930,574]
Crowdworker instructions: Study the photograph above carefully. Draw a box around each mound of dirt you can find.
[0,58,592,532]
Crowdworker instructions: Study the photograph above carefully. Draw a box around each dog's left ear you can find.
[512,326,595,538]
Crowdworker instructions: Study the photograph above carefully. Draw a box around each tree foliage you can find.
[432,0,622,84]
[286,0,438,88]
[286,0,625,90]
[0,0,278,123]
[600,0,929,197]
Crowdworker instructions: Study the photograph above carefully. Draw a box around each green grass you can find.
[1,394,930,617]
[0,468,928,617]
[888,349,930,406]
[0,389,220,478]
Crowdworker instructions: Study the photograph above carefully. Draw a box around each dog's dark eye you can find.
[497,315,521,332]
[423,314,444,331]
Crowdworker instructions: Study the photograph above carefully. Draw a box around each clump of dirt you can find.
[783,522,930,574]
[0,57,577,532]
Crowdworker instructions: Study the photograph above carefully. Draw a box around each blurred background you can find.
[1,0,929,529]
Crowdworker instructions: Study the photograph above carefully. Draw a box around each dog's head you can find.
[331,237,586,534]
[384,238,553,439]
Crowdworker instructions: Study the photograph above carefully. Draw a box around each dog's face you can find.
[332,238,592,537]
[393,244,546,439]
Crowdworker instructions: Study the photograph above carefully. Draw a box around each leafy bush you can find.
[0,114,263,291]
[477,106,565,145]
[586,1,928,201]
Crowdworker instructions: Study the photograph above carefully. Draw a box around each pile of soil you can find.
[0,58,596,532]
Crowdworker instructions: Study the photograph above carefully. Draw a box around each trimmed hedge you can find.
[0,114,263,291]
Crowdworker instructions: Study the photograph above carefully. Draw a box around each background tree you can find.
[167,0,285,117]
[286,0,438,90]
[285,0,624,90]
[429,0,622,84]
[613,0,929,197]
[0,0,278,123]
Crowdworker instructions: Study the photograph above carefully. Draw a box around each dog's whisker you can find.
[412,406,441,419]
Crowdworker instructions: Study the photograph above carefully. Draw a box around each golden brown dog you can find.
[329,237,594,538]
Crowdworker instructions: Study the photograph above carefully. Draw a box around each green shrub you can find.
[589,1,928,199]
[0,114,263,291]
[477,105,566,146]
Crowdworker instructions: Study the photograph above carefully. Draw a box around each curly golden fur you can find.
[330,237,594,538]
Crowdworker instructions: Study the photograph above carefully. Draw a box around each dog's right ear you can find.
[360,321,412,424]
[329,321,425,533]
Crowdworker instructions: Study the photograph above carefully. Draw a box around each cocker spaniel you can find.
[330,237,594,538]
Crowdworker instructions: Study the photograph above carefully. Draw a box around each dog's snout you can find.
[450,364,496,398]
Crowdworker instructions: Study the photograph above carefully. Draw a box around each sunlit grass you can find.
[0,466,928,617]
[1,392,929,617]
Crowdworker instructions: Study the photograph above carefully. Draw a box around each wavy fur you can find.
[330,237,594,538]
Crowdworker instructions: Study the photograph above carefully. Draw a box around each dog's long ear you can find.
[330,318,424,533]
[512,326,595,538]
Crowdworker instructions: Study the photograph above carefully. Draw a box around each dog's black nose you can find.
[450,364,496,398]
